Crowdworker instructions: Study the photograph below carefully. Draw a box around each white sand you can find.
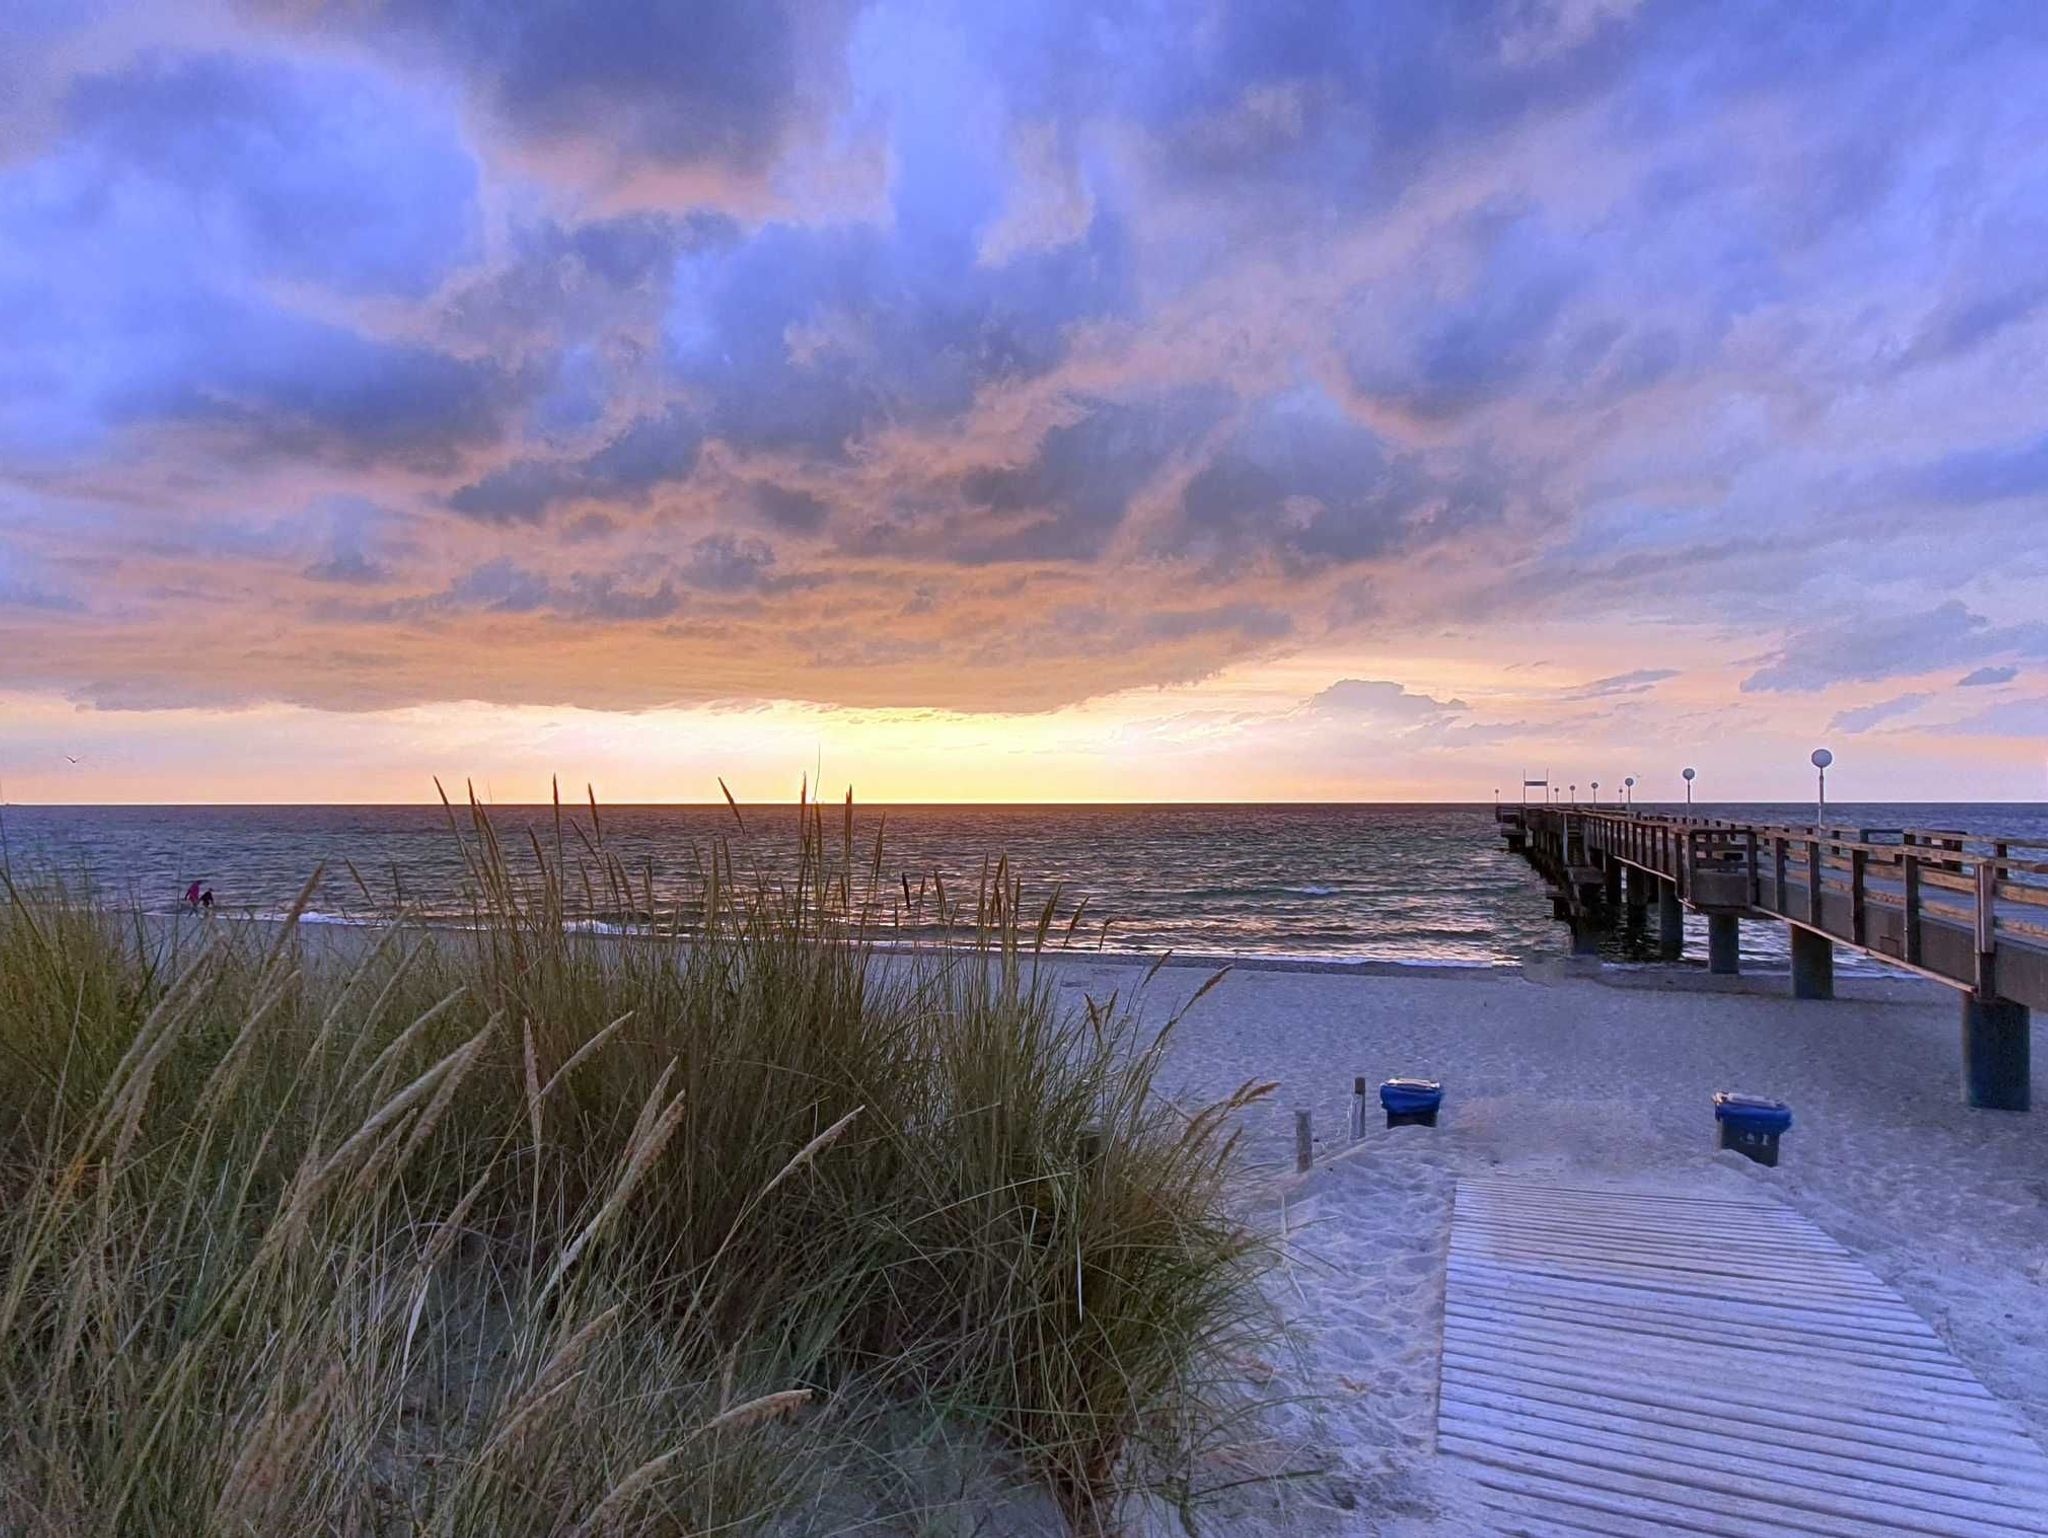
[1033,955,2048,1536]
[153,917,2048,1531]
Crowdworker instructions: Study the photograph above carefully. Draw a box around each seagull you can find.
[64,755,81,764]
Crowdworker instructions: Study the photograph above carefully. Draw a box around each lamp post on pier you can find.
[1682,767,1696,807]
[1624,776,1636,811]
[1591,781,1600,805]
[1811,748,1832,828]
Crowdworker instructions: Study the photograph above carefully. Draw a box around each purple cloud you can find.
[0,0,2045,728]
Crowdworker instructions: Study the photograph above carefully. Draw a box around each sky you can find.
[2,0,2046,804]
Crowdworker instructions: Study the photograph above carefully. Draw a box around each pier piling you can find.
[1623,864,1648,933]
[1707,912,1741,975]
[1657,878,1683,960]
[1790,925,1834,1000]
[1961,995,2030,1111]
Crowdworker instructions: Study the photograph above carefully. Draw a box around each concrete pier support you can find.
[1707,913,1741,975]
[1657,879,1683,961]
[1790,925,1834,1000]
[1623,865,1648,932]
[1961,994,2030,1111]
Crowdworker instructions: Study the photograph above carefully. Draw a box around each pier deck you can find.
[1497,806,2045,1108]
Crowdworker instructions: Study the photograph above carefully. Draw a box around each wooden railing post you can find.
[1975,857,1997,996]
[1773,837,1787,913]
[1850,847,1868,947]
[1807,838,1823,928]
[1903,852,1922,966]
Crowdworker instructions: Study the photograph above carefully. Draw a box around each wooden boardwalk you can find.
[1438,1179,2048,1537]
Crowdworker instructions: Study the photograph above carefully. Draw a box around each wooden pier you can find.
[1497,806,2045,1110]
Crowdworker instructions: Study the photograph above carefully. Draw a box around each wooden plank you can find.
[1439,1180,2048,1537]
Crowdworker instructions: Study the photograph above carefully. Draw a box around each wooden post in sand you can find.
[1349,1076,1368,1141]
[1295,1109,1313,1173]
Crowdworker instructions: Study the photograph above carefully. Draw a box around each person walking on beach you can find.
[184,881,201,910]
[200,888,214,911]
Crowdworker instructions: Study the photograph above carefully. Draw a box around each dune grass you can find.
[0,790,1278,1536]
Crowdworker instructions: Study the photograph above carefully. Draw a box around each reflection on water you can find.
[3,801,2042,971]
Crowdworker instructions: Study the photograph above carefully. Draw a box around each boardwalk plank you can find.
[1438,1180,2048,1536]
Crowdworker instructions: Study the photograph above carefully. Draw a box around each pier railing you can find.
[1496,805,2042,1108]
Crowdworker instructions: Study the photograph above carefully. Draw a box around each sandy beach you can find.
[1016,955,2048,1535]
[125,915,2048,1532]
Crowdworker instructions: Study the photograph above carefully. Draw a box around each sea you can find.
[3,802,2044,975]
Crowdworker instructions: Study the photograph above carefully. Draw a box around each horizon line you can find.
[6,797,2047,811]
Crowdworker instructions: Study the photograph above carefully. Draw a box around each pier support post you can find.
[1571,921,1601,957]
[1789,926,1834,1001]
[1623,865,1648,932]
[1657,879,1683,961]
[1961,995,2030,1111]
[1707,913,1740,975]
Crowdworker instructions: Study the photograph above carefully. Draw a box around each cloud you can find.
[0,540,84,612]
[4,0,2048,735]
[1950,695,2048,738]
[952,389,1229,563]
[1828,692,1932,734]
[1176,390,1514,573]
[300,498,409,585]
[253,0,854,197]
[1341,204,1584,424]
[1897,431,2048,507]
[1139,603,1292,643]
[1740,602,2048,693]
[664,209,1136,462]
[1304,680,1470,721]
[680,534,779,594]
[1567,668,1678,699]
[1958,664,2017,686]
[448,409,703,523]
[0,46,503,469]
[62,50,479,299]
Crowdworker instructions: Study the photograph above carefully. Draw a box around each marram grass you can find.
[0,789,1279,1536]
